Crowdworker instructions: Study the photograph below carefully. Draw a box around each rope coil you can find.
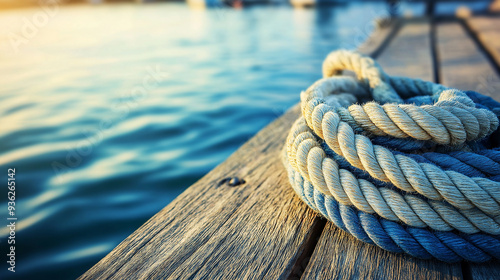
[283,50,500,262]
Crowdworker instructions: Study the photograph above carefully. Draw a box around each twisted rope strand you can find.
[301,77,499,145]
[284,159,500,262]
[287,118,500,235]
[308,106,500,216]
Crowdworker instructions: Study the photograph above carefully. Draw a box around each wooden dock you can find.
[79,15,500,280]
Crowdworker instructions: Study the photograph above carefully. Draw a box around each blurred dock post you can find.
[425,0,436,16]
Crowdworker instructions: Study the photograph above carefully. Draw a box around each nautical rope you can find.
[283,50,500,262]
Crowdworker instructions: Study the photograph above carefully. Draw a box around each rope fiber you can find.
[283,50,500,263]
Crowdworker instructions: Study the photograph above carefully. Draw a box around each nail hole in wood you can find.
[218,177,245,187]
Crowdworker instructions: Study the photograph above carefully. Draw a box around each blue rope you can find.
[287,165,500,262]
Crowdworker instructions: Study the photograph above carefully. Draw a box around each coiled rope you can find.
[283,50,500,262]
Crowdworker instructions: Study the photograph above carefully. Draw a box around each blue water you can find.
[0,2,490,279]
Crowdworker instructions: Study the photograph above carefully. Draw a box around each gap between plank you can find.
[370,19,404,59]
[430,18,441,84]
[461,261,473,280]
[285,218,327,280]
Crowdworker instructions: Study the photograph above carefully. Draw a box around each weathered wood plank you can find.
[466,16,500,68]
[357,19,402,58]
[436,21,500,100]
[78,105,325,280]
[436,19,500,280]
[301,20,463,280]
[301,223,462,280]
[376,19,434,82]
[79,16,398,280]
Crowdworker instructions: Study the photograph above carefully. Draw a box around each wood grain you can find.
[300,20,462,280]
[78,104,326,280]
[436,20,500,280]
[301,223,462,280]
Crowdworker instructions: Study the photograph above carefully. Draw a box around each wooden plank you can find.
[79,20,398,280]
[357,19,402,58]
[301,20,463,280]
[376,19,434,81]
[436,19,500,280]
[78,104,325,280]
[466,16,500,68]
[301,223,462,280]
[436,21,500,100]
